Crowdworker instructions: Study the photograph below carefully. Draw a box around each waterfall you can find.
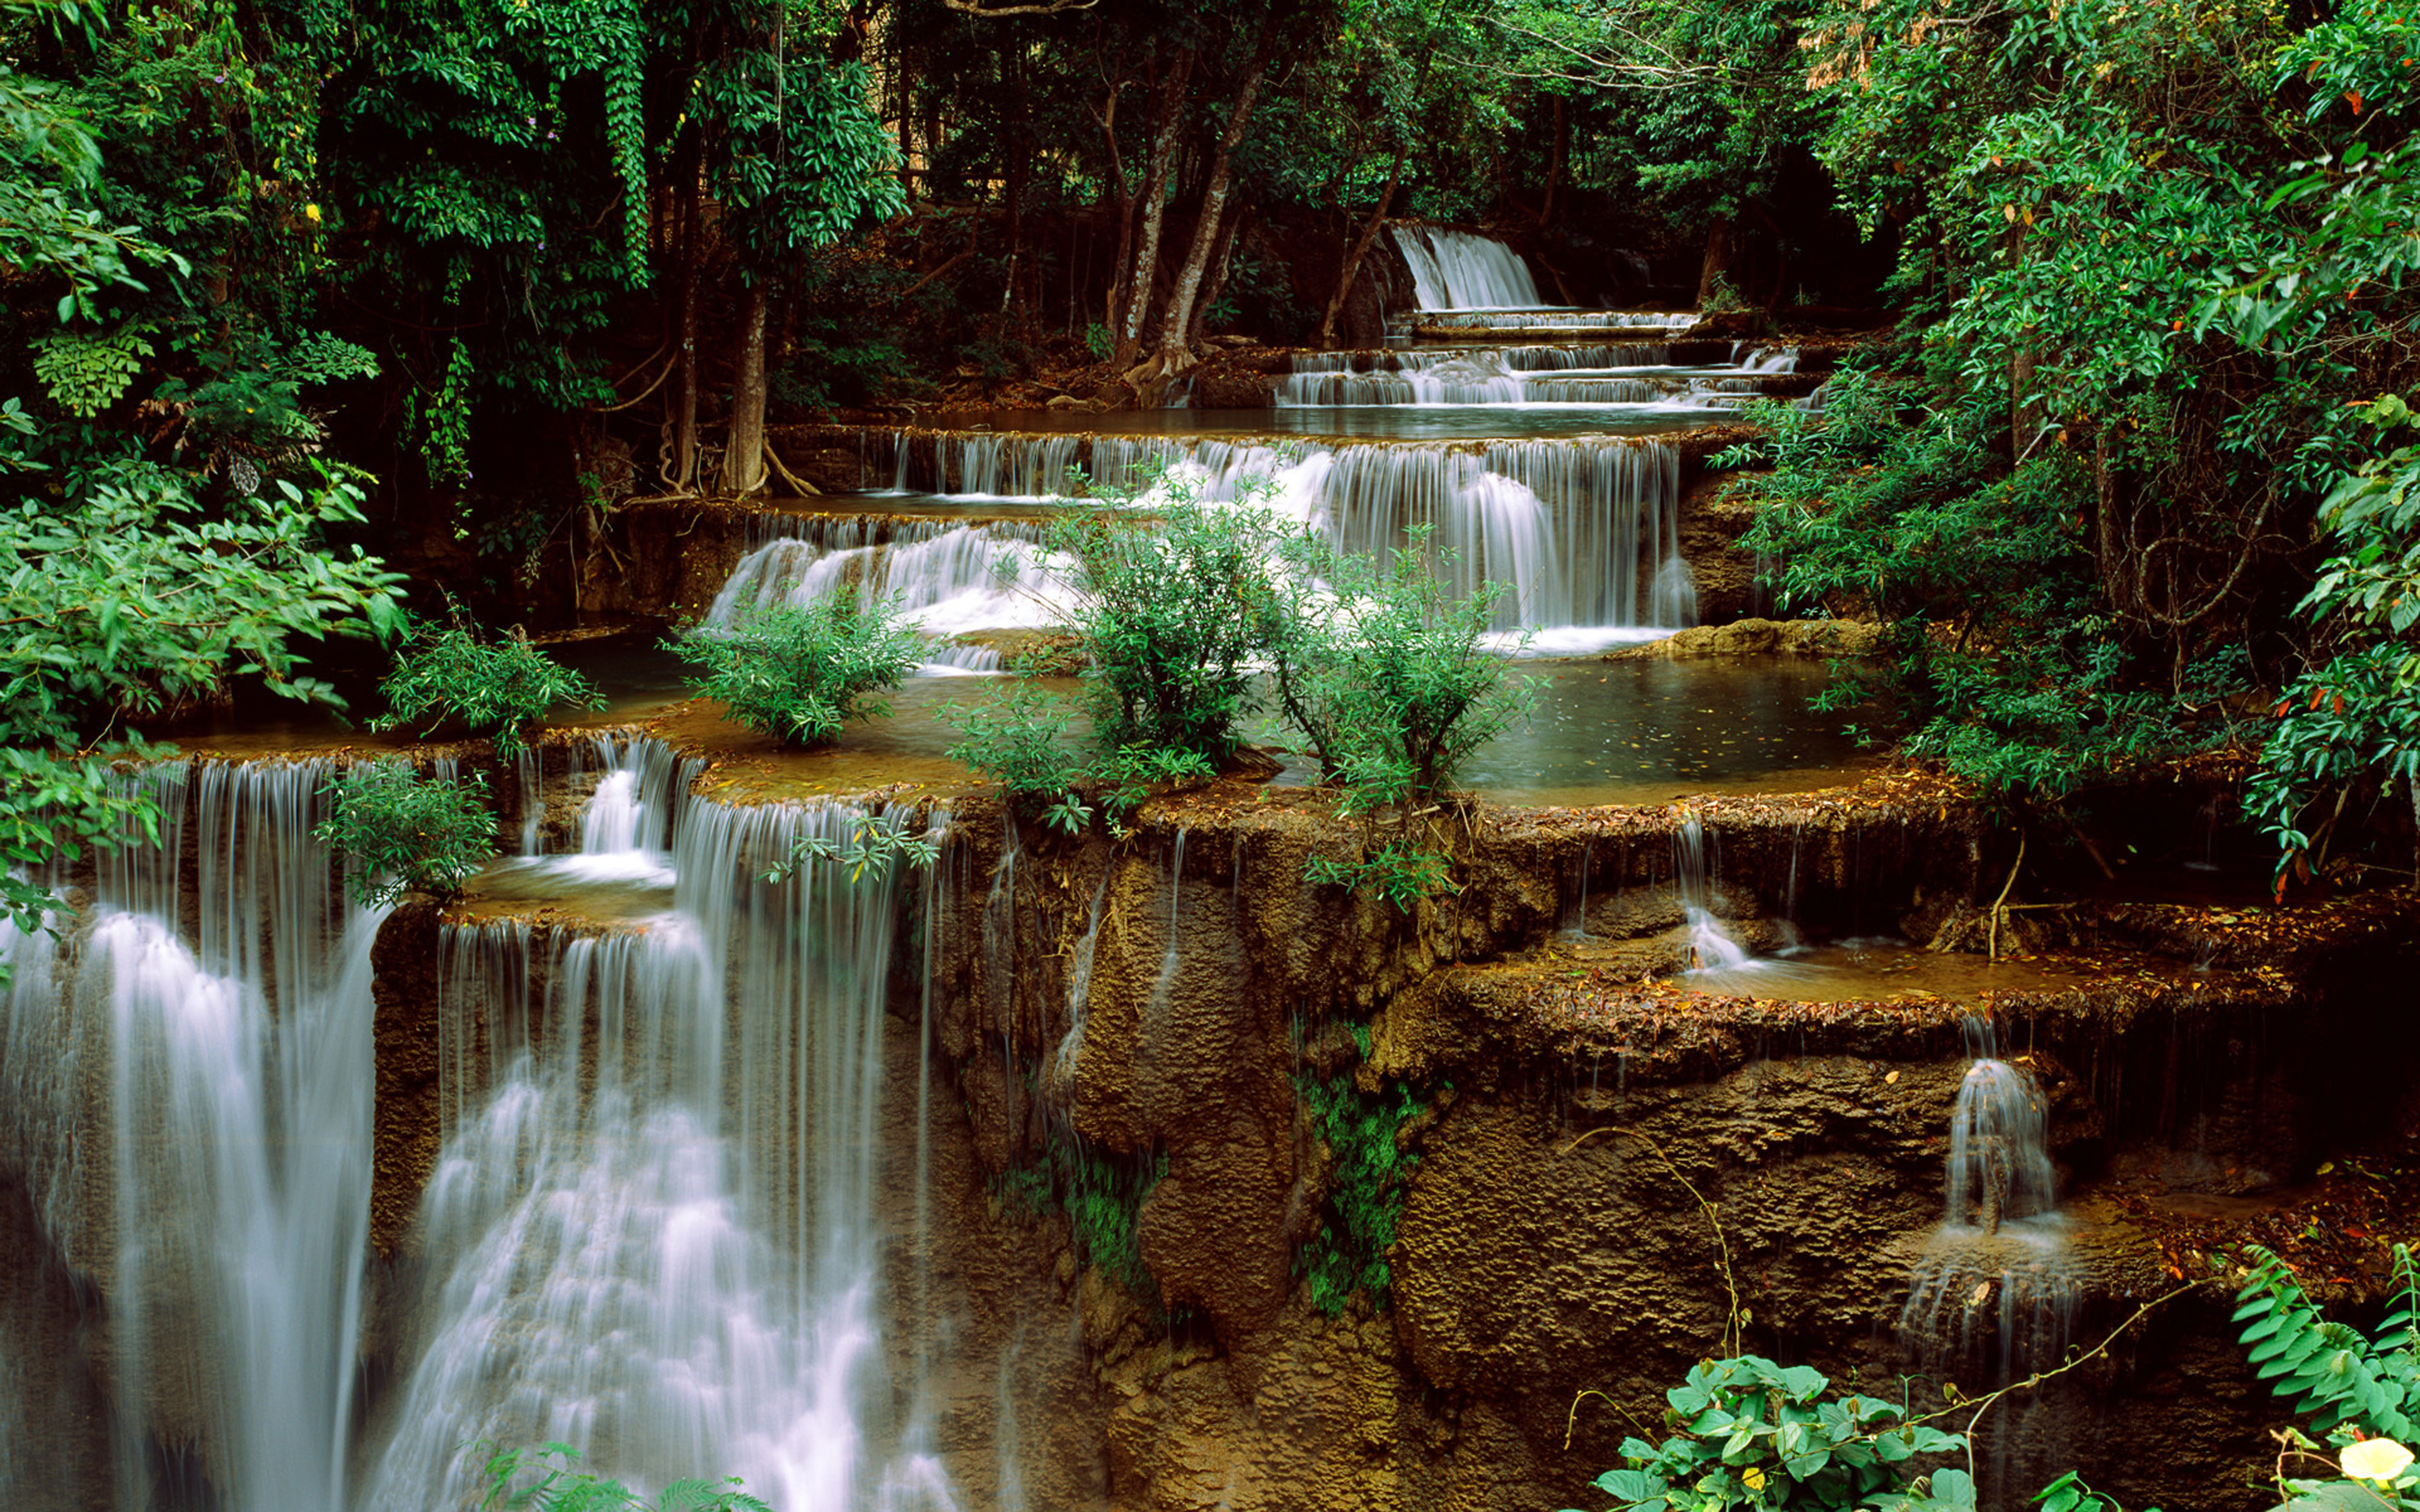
[744,432,1691,642]
[0,758,383,1512]
[1672,813,1752,973]
[1898,1019,2082,1503]
[708,517,1073,648]
[1045,867,1115,1107]
[1388,225,1545,310]
[366,784,938,1511]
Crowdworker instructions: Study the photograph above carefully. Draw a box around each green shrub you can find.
[1564,1355,1973,1512]
[314,761,496,908]
[1724,372,2237,803]
[372,617,602,756]
[952,471,1279,824]
[1268,523,1535,816]
[475,1442,769,1512]
[1047,478,1275,764]
[666,593,923,747]
[1304,841,1460,913]
[946,681,1095,832]
[1296,1070,1424,1314]
[992,1132,1167,1298]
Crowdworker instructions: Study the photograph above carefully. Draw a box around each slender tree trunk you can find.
[1117,47,1195,364]
[2007,223,2042,464]
[1159,28,1272,360]
[1189,203,1247,343]
[669,130,706,492]
[1098,83,1136,337]
[1316,148,1405,348]
[1536,94,1566,229]
[722,281,771,495]
[1001,45,1029,321]
[1695,218,1735,307]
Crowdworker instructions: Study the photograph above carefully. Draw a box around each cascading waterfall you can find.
[1412,309,1700,331]
[0,758,382,1512]
[1672,812,1752,974]
[709,516,1071,656]
[1898,1017,2082,1504]
[365,775,942,1512]
[1389,224,1545,310]
[742,430,1690,644]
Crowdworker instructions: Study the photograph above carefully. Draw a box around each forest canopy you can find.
[3,0,2416,905]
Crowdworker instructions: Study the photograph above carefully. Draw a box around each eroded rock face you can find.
[902,785,2411,1512]
[17,749,2402,1512]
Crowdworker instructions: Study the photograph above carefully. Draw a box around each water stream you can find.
[367,765,939,1511]
[0,759,382,1512]
[1899,1019,2083,1503]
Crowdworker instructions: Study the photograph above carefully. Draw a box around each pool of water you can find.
[1666,936,2102,1002]
[1414,656,1881,805]
[922,406,1731,441]
[169,636,1877,809]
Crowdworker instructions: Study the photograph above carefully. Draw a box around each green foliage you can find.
[1726,372,2234,801]
[314,761,497,909]
[2249,395,2420,879]
[952,473,1276,826]
[1267,522,1534,815]
[2029,1472,2146,1512]
[1564,1356,1973,1512]
[955,473,1526,862]
[371,617,602,757]
[945,682,1095,833]
[0,463,405,749]
[32,325,154,416]
[2235,1244,2420,1443]
[994,1133,1167,1297]
[762,815,940,886]
[0,743,161,956]
[475,1441,770,1512]
[1049,472,1272,764]
[667,593,923,748]
[1303,841,1458,912]
[1296,1070,1424,1314]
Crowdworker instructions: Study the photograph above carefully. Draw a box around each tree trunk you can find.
[2007,222,2042,464]
[1117,47,1196,364]
[722,281,771,495]
[668,130,707,492]
[1099,83,1136,337]
[1189,203,1247,343]
[1159,28,1272,360]
[1695,218,1735,307]
[1536,94,1566,229]
[1315,149,1405,348]
[1000,44,1029,320]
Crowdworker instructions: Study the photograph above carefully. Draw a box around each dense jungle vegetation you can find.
[3,0,2417,914]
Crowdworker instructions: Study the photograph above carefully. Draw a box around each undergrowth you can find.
[1296,1055,1426,1315]
[996,1130,1168,1299]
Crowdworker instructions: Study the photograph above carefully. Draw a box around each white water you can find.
[1671,813,1755,975]
[1390,224,1544,310]
[712,431,1693,650]
[708,516,1071,657]
[1277,346,1799,410]
[366,768,942,1511]
[1899,1019,2082,1502]
[0,759,384,1512]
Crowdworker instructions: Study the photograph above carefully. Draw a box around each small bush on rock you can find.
[372,616,602,756]
[314,761,495,908]
[667,593,923,747]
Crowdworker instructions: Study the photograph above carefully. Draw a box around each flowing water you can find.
[1390,224,1545,310]
[0,760,382,1512]
[1899,1019,2083,1504]
[366,750,946,1511]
